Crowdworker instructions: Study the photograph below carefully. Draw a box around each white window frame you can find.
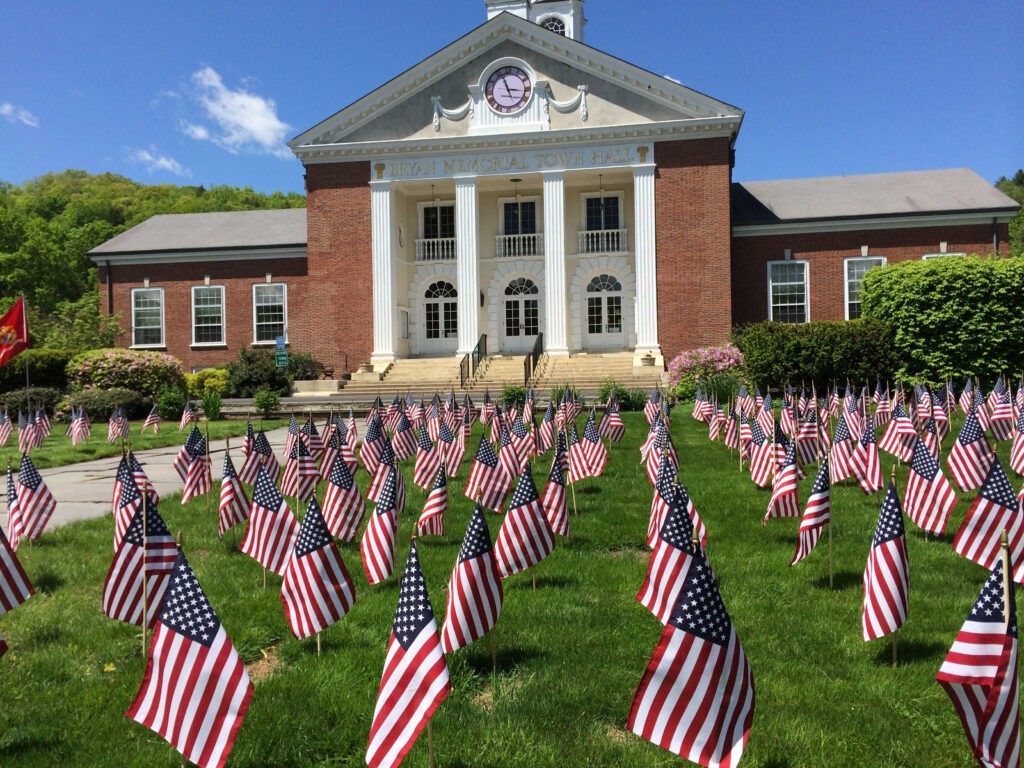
[417,200,456,239]
[191,285,226,346]
[843,256,886,320]
[398,307,410,341]
[130,287,165,348]
[252,283,288,345]
[497,195,543,235]
[579,190,625,231]
[767,260,810,323]
[922,252,966,260]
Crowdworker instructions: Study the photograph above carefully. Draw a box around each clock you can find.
[485,65,533,114]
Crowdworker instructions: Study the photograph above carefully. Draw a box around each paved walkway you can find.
[30,427,292,530]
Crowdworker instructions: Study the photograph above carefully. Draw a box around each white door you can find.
[422,281,458,355]
[583,273,625,350]
[502,278,541,354]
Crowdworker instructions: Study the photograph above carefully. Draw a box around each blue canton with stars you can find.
[859,414,876,446]
[254,430,274,457]
[979,457,1016,509]
[809,455,830,495]
[508,463,539,508]
[375,467,398,515]
[959,410,985,446]
[660,484,696,553]
[123,503,173,547]
[910,437,940,481]
[294,498,332,558]
[458,505,494,564]
[18,454,44,490]
[873,483,906,546]
[969,559,1018,637]
[328,453,355,489]
[160,553,221,646]
[392,542,436,651]
[833,413,851,443]
[253,467,285,511]
[668,551,730,645]
[473,434,499,469]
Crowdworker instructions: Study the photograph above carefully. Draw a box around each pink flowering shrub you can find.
[66,349,186,398]
[666,343,744,401]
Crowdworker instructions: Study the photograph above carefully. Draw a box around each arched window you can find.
[587,274,622,293]
[540,16,566,35]
[424,281,457,340]
[425,281,457,299]
[505,277,539,296]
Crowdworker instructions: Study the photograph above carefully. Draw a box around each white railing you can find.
[415,238,457,261]
[578,228,628,254]
[496,233,544,258]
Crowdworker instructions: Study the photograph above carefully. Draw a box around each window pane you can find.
[425,204,455,239]
[845,257,884,319]
[443,301,458,337]
[769,263,807,324]
[588,297,603,334]
[607,296,622,332]
[505,300,520,337]
[524,299,539,336]
[133,289,163,346]
[193,287,223,344]
[254,284,286,342]
[425,303,440,339]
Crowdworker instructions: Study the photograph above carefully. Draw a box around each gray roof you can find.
[732,168,1019,226]
[89,208,307,255]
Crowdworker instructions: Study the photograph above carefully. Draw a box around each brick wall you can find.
[304,161,374,372]
[654,138,734,358]
[730,223,1012,325]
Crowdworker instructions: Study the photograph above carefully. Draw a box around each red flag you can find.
[0,297,29,370]
[440,504,503,654]
[127,552,253,768]
[862,482,910,641]
[366,541,451,768]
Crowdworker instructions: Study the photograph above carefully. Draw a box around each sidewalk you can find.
[34,427,292,530]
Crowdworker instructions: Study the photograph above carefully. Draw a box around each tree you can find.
[996,169,1024,258]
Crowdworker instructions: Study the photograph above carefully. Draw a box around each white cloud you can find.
[127,146,190,177]
[181,66,291,158]
[1,102,39,127]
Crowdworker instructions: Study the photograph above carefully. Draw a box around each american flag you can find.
[765,444,801,523]
[15,454,55,542]
[932,392,950,441]
[101,500,178,627]
[368,441,405,514]
[464,433,510,512]
[281,497,356,640]
[413,427,441,490]
[953,456,1024,585]
[537,401,555,453]
[877,401,916,462]
[0,520,34,615]
[284,414,300,460]
[360,465,399,586]
[280,433,319,503]
[407,396,423,430]
[446,408,469,475]
[875,388,892,427]
[921,416,940,461]
[301,418,324,461]
[34,407,50,440]
[436,418,458,472]
[644,420,678,487]
[18,412,38,454]
[318,425,341,482]
[643,387,662,425]
[178,402,196,431]
[322,451,365,542]
[481,390,495,425]
[217,452,250,537]
[748,420,775,488]
[141,404,160,434]
[862,482,910,641]
[126,552,253,768]
[417,464,448,537]
[0,410,11,446]
[441,503,503,654]
[253,428,281,484]
[973,389,992,433]
[391,411,418,462]
[1011,408,1024,475]
[497,422,523,482]
[494,463,554,579]
[637,482,698,624]
[113,462,156,551]
[509,410,536,462]
[987,375,1007,412]
[5,463,22,552]
[947,409,995,492]
[904,436,957,537]
[850,413,883,494]
[795,410,821,465]
[959,378,976,415]
[755,394,774,437]
[366,541,451,768]
[566,421,591,484]
[541,448,569,538]
[361,413,387,476]
[345,408,358,454]
[647,451,677,548]
[598,396,625,443]
[990,389,1015,442]
[425,398,441,443]
[791,455,831,567]
[241,419,255,457]
[180,437,212,505]
[333,417,359,475]
[580,408,608,477]
[238,465,299,576]
[936,556,1020,768]
[173,426,205,482]
[829,412,856,484]
[628,548,755,768]
[237,430,263,485]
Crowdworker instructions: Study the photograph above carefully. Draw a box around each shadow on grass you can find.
[505,575,576,591]
[30,569,64,595]
[0,730,62,758]
[813,570,861,591]
[760,759,793,768]
[465,644,545,676]
[874,638,947,667]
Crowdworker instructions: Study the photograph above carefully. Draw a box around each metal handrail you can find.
[471,334,488,378]
[459,353,471,389]
[523,332,544,387]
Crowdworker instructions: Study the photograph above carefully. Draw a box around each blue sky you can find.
[2,0,1020,195]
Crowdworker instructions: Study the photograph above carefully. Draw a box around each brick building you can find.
[89,1,1018,374]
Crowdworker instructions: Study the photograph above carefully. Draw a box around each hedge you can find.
[66,349,185,398]
[732,318,897,391]
[861,255,1024,384]
[0,387,63,415]
[0,349,74,393]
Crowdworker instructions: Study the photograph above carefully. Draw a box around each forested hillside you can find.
[0,170,305,350]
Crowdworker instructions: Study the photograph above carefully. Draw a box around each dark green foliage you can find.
[549,383,584,407]
[861,256,1024,383]
[732,318,897,390]
[597,379,649,411]
[201,391,222,420]
[0,387,62,414]
[0,348,73,392]
[501,385,527,407]
[226,348,293,396]
[155,387,187,420]
[284,351,320,382]
[252,388,280,417]
[62,387,149,419]
[996,169,1023,258]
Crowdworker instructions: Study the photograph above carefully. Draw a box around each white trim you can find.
[733,211,1016,238]
[191,285,225,346]
[766,260,809,323]
[409,264,459,356]
[569,256,636,352]
[843,256,886,321]
[496,194,543,235]
[130,286,165,348]
[922,252,967,260]
[417,199,456,238]
[89,246,305,267]
[487,260,545,354]
[252,283,288,345]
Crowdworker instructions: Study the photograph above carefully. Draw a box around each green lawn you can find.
[4,418,288,470]
[0,412,1008,767]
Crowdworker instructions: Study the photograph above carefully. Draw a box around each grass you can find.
[3,418,288,470]
[0,411,1009,767]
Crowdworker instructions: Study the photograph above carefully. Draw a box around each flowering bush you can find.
[666,343,744,402]
[66,349,185,398]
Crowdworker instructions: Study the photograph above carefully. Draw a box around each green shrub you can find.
[156,388,187,420]
[252,388,280,418]
[66,349,185,398]
[621,389,649,412]
[501,385,527,407]
[0,387,63,415]
[0,349,74,393]
[549,384,584,407]
[185,368,229,398]
[61,387,149,420]
[201,391,222,421]
[226,348,292,397]
[286,351,321,381]
[732,318,897,391]
[861,255,1024,383]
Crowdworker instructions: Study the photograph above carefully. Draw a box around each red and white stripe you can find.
[862,483,909,641]
[322,453,365,542]
[440,506,503,654]
[791,456,831,567]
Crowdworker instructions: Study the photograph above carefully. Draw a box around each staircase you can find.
[339,358,463,401]
[465,355,531,395]
[529,352,663,398]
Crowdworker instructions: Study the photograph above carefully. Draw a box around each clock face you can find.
[485,66,533,114]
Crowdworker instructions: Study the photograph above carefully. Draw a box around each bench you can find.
[303,361,335,380]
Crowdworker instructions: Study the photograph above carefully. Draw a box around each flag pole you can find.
[21,294,31,415]
[890,462,898,668]
[1001,529,1011,633]
[206,420,212,517]
[141,480,149,658]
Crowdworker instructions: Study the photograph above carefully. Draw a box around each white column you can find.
[633,163,661,360]
[543,171,569,355]
[370,180,396,364]
[455,177,479,356]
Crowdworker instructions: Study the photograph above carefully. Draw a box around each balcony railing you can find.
[496,233,544,258]
[578,228,629,255]
[415,237,457,261]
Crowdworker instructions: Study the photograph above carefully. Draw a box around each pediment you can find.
[289,13,742,158]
